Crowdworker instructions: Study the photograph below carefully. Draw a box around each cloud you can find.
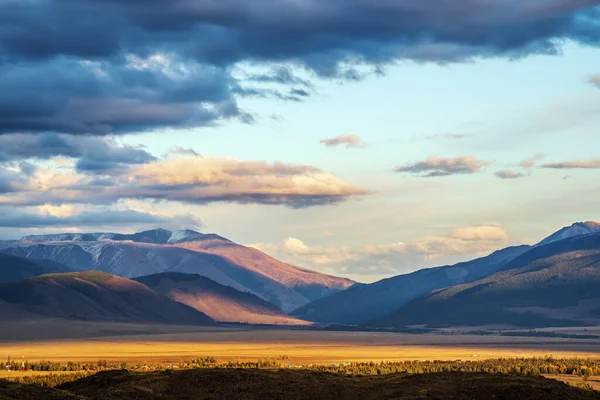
[320,135,366,148]
[0,209,187,228]
[1,1,598,136]
[0,133,156,174]
[590,74,600,86]
[519,153,546,169]
[0,155,367,209]
[495,170,527,179]
[0,55,254,136]
[249,224,512,278]
[170,146,200,157]
[541,159,600,169]
[450,225,509,241]
[395,156,488,177]
[247,66,312,88]
[494,154,545,179]
[422,134,471,140]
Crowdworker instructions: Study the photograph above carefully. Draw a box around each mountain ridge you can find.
[372,231,600,328]
[135,272,310,325]
[0,271,215,325]
[1,228,354,312]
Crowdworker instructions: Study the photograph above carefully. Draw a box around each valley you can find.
[3,323,600,365]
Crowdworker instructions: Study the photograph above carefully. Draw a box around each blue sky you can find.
[1,2,600,282]
[112,42,600,281]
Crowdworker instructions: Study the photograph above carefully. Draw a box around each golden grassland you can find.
[3,322,600,365]
[0,370,83,378]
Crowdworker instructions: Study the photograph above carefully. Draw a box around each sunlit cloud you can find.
[0,155,367,209]
[249,224,512,279]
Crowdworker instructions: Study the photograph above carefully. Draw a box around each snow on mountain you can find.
[1,229,354,312]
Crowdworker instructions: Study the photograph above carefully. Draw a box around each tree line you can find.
[4,356,600,388]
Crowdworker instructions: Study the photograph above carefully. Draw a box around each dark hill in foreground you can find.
[1,369,593,400]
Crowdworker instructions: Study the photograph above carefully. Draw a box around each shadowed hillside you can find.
[374,233,600,328]
[0,229,354,312]
[135,272,310,325]
[291,245,530,324]
[0,271,214,325]
[0,254,72,283]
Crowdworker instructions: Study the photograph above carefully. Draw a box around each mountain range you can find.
[2,221,600,330]
[292,221,600,327]
[0,229,354,312]
[374,230,600,328]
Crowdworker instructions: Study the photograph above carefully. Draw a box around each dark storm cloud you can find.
[0,133,156,173]
[0,56,251,135]
[247,67,312,87]
[0,0,598,136]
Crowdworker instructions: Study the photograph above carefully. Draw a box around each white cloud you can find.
[249,224,513,281]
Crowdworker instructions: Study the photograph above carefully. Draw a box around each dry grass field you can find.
[3,320,600,365]
[0,370,82,379]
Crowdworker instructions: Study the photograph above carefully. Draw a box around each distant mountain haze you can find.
[0,229,354,312]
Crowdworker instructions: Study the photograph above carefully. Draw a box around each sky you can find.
[1,0,599,282]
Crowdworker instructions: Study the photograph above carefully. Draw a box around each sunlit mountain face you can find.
[0,0,599,285]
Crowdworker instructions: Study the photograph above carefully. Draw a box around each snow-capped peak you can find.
[536,221,600,247]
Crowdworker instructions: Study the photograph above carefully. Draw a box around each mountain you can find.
[0,253,73,282]
[536,221,600,247]
[373,232,600,328]
[0,229,354,311]
[135,272,310,325]
[0,271,214,325]
[291,245,530,324]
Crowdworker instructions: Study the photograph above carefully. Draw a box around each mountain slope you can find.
[0,229,354,312]
[0,253,73,282]
[291,245,530,324]
[536,221,600,247]
[0,271,214,325]
[374,233,600,328]
[171,237,353,302]
[135,272,310,325]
